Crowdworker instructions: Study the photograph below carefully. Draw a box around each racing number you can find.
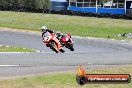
[46,36,49,40]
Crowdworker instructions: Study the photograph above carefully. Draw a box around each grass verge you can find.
[0,11,132,40]
[0,45,35,52]
[0,65,131,88]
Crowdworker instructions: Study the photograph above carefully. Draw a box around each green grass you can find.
[0,65,132,88]
[0,11,132,40]
[0,45,35,52]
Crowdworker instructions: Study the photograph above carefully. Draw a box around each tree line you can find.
[0,0,51,13]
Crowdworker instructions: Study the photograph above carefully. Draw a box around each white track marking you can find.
[1,27,132,43]
[121,40,125,42]
[0,65,20,67]
[1,28,132,43]
[35,50,41,52]
[73,36,132,43]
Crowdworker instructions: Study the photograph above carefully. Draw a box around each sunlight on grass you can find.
[0,11,132,39]
[0,45,35,52]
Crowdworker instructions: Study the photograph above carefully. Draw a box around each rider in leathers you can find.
[41,26,65,53]
[41,26,54,37]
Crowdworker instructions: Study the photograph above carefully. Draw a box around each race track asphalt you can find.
[0,29,132,78]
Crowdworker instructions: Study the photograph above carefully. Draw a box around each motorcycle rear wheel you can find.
[69,45,74,51]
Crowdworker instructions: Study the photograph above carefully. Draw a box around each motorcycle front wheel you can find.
[49,41,59,53]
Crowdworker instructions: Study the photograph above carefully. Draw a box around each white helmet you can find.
[41,26,48,32]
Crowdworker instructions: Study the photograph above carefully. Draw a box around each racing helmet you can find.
[56,32,63,38]
[41,26,48,32]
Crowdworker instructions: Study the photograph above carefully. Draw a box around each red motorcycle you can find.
[60,33,74,51]
[42,32,65,53]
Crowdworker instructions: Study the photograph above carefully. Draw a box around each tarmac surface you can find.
[0,29,132,78]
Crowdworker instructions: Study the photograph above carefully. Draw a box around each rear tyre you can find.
[69,45,74,51]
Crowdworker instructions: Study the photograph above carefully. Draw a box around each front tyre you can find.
[49,41,58,53]
[59,49,65,53]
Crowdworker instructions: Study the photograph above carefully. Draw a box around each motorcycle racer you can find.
[56,32,65,45]
[41,26,65,45]
[41,26,54,38]
[56,32,74,51]
[41,26,65,53]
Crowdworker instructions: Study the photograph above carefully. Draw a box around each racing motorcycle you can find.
[42,32,65,53]
[60,33,74,51]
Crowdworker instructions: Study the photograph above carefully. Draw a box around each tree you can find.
[0,0,51,12]
[37,0,50,13]
[0,0,11,8]
[18,0,25,7]
[24,0,37,9]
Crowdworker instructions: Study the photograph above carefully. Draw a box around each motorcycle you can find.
[42,32,65,53]
[60,33,74,51]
